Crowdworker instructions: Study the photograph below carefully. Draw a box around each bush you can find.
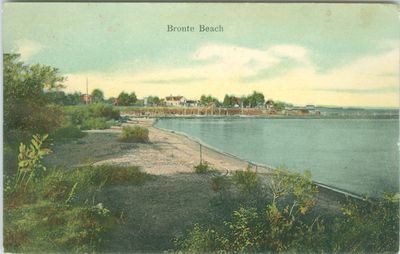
[194,162,209,174]
[118,126,149,143]
[81,117,110,130]
[53,124,86,140]
[232,165,260,193]
[63,104,120,130]
[176,169,400,253]
[72,164,152,187]
[211,174,230,192]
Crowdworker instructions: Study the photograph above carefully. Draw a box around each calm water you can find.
[156,118,399,196]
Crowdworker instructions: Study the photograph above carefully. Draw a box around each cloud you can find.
[315,87,398,94]
[140,77,207,84]
[15,39,44,61]
[64,42,399,107]
[192,43,309,75]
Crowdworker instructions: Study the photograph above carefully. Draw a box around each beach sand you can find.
[94,118,272,175]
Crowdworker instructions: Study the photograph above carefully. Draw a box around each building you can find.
[81,94,92,104]
[265,99,274,110]
[185,100,199,107]
[165,95,186,106]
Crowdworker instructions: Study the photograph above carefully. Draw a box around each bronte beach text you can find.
[167,25,224,32]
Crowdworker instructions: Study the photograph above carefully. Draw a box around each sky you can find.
[3,3,399,107]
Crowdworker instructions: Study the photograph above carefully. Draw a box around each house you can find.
[165,95,186,106]
[232,97,241,108]
[185,100,199,107]
[265,99,274,110]
[81,94,92,104]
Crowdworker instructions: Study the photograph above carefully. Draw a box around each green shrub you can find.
[118,126,149,143]
[232,165,260,193]
[4,201,114,253]
[81,117,110,130]
[63,104,120,130]
[53,124,86,140]
[211,174,230,192]
[174,224,225,253]
[176,168,399,253]
[194,162,212,174]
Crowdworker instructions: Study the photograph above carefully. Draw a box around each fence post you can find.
[199,143,203,164]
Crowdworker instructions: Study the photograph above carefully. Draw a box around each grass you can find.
[4,164,152,253]
[80,117,111,130]
[118,126,149,143]
[194,161,213,174]
[53,124,86,140]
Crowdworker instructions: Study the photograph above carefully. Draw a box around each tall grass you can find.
[118,126,149,143]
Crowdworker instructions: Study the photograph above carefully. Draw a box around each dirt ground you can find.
[43,119,344,252]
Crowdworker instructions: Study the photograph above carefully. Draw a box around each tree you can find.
[65,92,83,105]
[273,101,286,112]
[4,53,64,135]
[117,92,130,106]
[247,91,265,108]
[91,89,104,103]
[117,91,137,106]
[147,96,160,106]
[223,94,235,107]
[129,92,138,104]
[200,94,220,107]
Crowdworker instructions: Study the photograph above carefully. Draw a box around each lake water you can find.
[155,118,399,196]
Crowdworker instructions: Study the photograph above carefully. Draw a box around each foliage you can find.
[146,96,161,106]
[5,137,152,253]
[175,169,399,253]
[81,117,111,130]
[118,126,149,143]
[247,91,265,108]
[14,134,52,191]
[200,94,220,106]
[117,91,137,106]
[194,162,212,174]
[331,193,400,253]
[64,103,120,130]
[53,124,86,140]
[91,89,104,103]
[273,101,286,111]
[174,224,225,253]
[232,165,260,193]
[211,174,230,192]
[4,54,64,134]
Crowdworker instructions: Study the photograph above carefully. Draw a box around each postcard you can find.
[3,2,399,253]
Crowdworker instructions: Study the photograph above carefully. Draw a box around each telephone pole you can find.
[86,77,89,105]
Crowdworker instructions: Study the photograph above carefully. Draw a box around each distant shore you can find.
[118,106,399,119]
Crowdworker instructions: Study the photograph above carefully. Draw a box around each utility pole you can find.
[86,77,89,105]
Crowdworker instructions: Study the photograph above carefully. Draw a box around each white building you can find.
[165,95,186,106]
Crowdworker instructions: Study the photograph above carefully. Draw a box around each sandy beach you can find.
[93,118,272,175]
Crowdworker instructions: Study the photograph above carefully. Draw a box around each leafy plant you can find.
[118,126,149,143]
[80,117,110,130]
[194,161,211,174]
[232,165,260,193]
[14,134,51,191]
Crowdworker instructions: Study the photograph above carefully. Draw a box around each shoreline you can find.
[150,118,365,200]
[93,117,365,200]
